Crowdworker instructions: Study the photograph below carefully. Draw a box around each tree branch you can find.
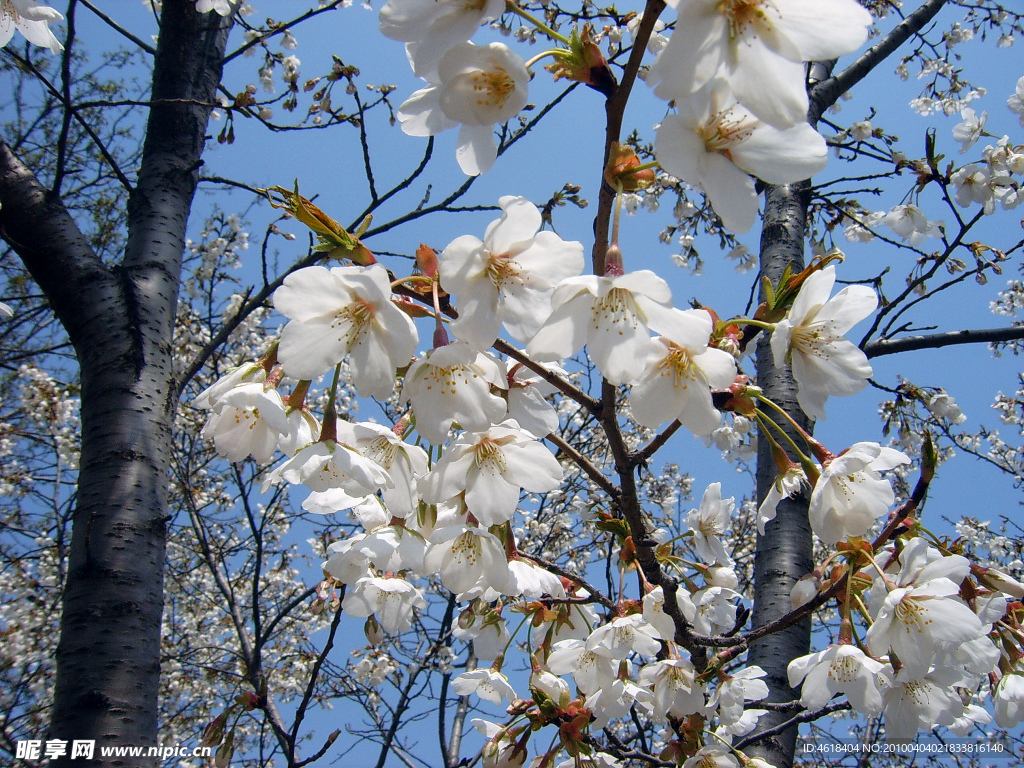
[808,0,948,121]
[864,326,1024,357]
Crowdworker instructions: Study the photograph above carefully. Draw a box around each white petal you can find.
[456,122,497,176]
[699,152,759,233]
[732,123,828,184]
[398,85,457,136]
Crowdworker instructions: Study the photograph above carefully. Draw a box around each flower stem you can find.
[523,49,559,70]
[753,409,815,471]
[319,363,343,442]
[505,2,570,44]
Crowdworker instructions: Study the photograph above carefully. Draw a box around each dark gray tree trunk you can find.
[746,181,815,768]
[744,5,949,766]
[0,3,231,765]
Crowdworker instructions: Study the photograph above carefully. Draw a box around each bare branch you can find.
[809,0,948,121]
[864,326,1024,357]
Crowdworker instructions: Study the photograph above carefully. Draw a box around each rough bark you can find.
[0,3,231,765]
[745,181,815,768]
[744,5,950,765]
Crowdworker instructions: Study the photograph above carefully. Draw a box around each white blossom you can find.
[401,342,507,444]
[655,81,828,233]
[686,482,735,566]
[629,308,737,434]
[0,0,63,53]
[527,270,682,386]
[770,265,877,421]
[418,420,562,526]
[398,42,529,175]
[452,668,518,705]
[273,265,417,398]
[787,645,885,715]
[378,0,505,78]
[342,576,427,633]
[647,0,871,128]
[808,442,909,545]
[440,196,584,349]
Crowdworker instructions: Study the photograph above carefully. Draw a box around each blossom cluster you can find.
[375,0,872,235]
[182,1,1024,765]
[190,187,926,766]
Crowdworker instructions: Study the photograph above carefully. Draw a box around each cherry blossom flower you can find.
[681,745,740,768]
[808,442,909,545]
[647,0,871,128]
[843,210,885,243]
[686,483,735,566]
[546,639,618,695]
[947,704,993,736]
[278,407,319,456]
[866,577,983,681]
[263,440,392,497]
[322,526,426,585]
[423,524,509,596]
[504,558,565,599]
[848,120,874,141]
[757,467,808,534]
[200,382,289,463]
[322,537,374,585]
[691,586,741,635]
[0,0,63,53]
[531,668,571,708]
[506,363,561,438]
[454,607,511,660]
[452,668,518,705]
[343,421,428,518]
[440,196,585,350]
[342,576,427,634]
[770,265,877,421]
[588,678,653,729]
[378,0,505,78]
[787,645,885,715]
[533,601,600,649]
[881,204,944,246]
[878,667,965,740]
[1009,76,1024,128]
[193,361,265,410]
[924,390,966,424]
[527,270,684,385]
[950,163,996,210]
[643,585,695,641]
[196,0,236,15]
[418,420,562,526]
[639,659,705,719]
[401,341,508,444]
[398,42,529,175]
[273,265,417,398]
[952,108,987,153]
[586,614,663,660]
[303,488,379,517]
[707,666,768,725]
[654,82,828,233]
[995,673,1024,728]
[629,308,737,434]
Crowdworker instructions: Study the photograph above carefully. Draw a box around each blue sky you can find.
[63,1,1024,761]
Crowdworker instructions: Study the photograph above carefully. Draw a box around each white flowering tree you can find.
[2,1,1024,768]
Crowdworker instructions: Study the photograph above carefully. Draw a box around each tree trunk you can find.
[745,181,814,768]
[0,3,231,765]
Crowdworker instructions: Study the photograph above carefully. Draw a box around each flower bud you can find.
[604,142,655,192]
[201,714,227,748]
[705,566,739,590]
[365,615,385,645]
[791,573,820,610]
